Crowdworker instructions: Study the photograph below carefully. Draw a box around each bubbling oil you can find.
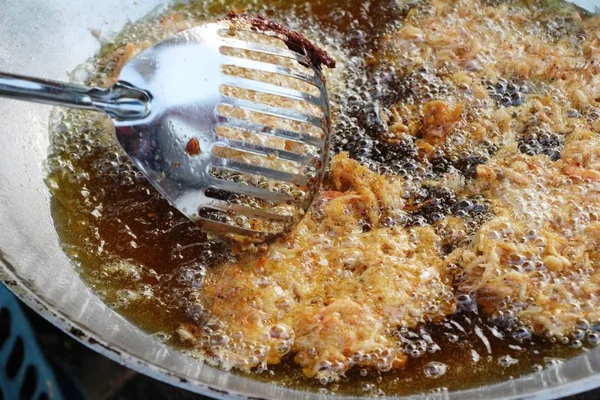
[46,0,600,396]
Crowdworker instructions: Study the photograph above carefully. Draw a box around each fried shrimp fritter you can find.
[178,0,600,377]
[48,0,600,390]
[178,155,455,379]
[380,0,600,339]
[451,131,600,336]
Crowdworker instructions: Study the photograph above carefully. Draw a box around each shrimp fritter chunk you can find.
[178,154,455,379]
[453,132,600,336]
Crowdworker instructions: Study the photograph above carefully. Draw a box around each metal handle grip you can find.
[0,72,150,120]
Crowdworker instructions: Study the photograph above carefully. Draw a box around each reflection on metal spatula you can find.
[0,17,333,242]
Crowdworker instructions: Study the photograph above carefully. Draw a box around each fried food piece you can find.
[52,0,600,387]
[178,154,455,379]
[452,134,600,336]
[421,100,463,146]
[371,0,600,338]
[178,0,600,374]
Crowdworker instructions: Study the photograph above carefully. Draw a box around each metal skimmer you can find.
[0,21,332,241]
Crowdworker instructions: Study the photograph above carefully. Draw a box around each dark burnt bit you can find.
[185,137,201,156]
[197,207,230,224]
[223,11,336,70]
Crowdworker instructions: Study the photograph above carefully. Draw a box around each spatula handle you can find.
[0,72,150,120]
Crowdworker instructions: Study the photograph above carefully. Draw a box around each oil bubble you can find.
[424,362,447,378]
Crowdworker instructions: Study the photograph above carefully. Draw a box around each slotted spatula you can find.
[0,20,332,241]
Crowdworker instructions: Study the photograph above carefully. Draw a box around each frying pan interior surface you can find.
[1,1,599,399]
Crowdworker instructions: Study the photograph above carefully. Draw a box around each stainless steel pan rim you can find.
[1,1,600,399]
[7,258,600,400]
[4,260,600,400]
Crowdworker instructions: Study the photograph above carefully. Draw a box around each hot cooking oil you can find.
[45,0,600,395]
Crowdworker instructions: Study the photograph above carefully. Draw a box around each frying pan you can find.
[1,0,600,399]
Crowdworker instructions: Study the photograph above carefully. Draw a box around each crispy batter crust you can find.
[176,0,600,377]
[180,155,454,378]
[97,0,600,379]
[453,131,600,336]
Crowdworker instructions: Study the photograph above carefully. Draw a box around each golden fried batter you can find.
[452,131,600,337]
[179,155,454,379]
[49,0,600,386]
[179,0,600,377]
[377,0,600,339]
